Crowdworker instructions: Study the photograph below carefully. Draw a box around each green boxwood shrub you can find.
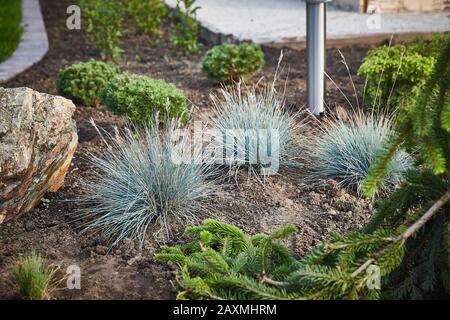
[127,0,168,39]
[100,73,189,124]
[202,44,265,83]
[357,35,448,113]
[56,61,119,107]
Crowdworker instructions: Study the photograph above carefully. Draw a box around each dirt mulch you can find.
[0,0,376,299]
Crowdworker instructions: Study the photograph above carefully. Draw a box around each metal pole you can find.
[307,0,331,116]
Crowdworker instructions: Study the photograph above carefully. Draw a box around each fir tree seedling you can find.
[77,120,217,247]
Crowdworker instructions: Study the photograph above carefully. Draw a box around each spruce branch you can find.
[351,259,374,278]
[387,191,450,243]
[362,123,411,197]
[352,191,449,281]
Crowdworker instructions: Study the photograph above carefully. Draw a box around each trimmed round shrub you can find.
[202,44,265,83]
[56,61,119,106]
[306,112,412,195]
[100,73,189,124]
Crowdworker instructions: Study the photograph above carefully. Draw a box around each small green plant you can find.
[100,73,189,124]
[306,111,411,195]
[40,197,50,208]
[79,0,124,62]
[11,252,59,300]
[171,0,201,54]
[127,0,168,40]
[0,0,22,63]
[202,44,265,83]
[56,61,120,106]
[210,82,300,180]
[358,43,435,112]
[78,121,216,247]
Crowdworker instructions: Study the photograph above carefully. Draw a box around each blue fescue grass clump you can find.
[78,120,216,247]
[56,61,120,107]
[306,112,412,195]
[202,44,265,83]
[210,83,301,181]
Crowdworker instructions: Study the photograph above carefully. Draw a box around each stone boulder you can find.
[0,87,78,223]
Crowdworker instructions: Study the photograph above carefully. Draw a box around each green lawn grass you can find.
[0,0,22,63]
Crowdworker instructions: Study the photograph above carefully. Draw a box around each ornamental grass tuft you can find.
[210,82,301,181]
[306,111,412,194]
[77,120,217,247]
[11,251,59,300]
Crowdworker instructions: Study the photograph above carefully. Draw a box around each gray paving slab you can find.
[165,0,450,43]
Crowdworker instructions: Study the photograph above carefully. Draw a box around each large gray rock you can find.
[0,87,78,223]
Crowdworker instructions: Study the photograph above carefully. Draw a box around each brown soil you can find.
[0,0,377,299]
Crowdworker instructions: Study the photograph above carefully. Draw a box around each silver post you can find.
[307,0,331,116]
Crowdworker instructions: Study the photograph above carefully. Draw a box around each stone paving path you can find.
[0,0,48,83]
[165,0,450,43]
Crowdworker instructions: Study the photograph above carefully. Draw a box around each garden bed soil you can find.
[0,0,376,299]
